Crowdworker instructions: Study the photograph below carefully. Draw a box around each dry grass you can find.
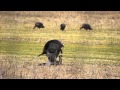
[0,55,120,79]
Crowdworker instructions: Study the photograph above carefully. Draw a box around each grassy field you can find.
[0,11,120,79]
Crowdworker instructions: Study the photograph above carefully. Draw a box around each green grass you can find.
[0,29,120,65]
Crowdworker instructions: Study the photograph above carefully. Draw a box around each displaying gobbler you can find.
[38,39,64,65]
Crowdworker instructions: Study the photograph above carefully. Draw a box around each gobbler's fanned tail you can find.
[38,53,43,57]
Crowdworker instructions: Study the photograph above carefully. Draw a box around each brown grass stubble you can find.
[0,55,120,79]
